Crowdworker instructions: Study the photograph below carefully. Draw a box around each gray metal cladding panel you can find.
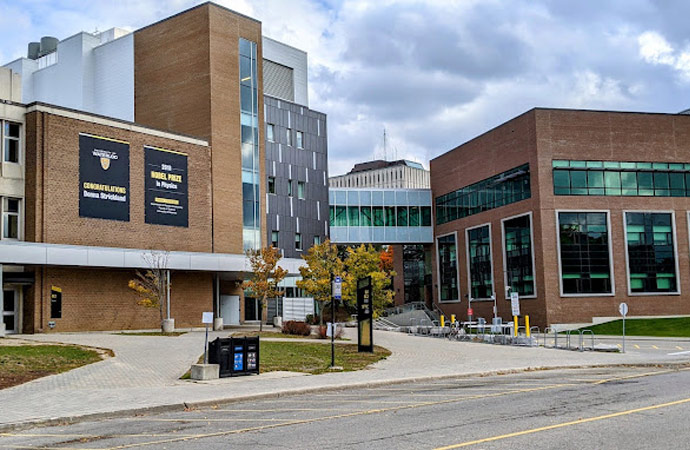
[264,60,295,102]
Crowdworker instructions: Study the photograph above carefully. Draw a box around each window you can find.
[436,164,530,225]
[373,206,384,226]
[313,235,321,246]
[553,160,690,198]
[3,122,20,163]
[503,214,534,297]
[466,225,493,299]
[348,206,359,226]
[295,233,302,250]
[385,206,396,226]
[266,124,275,142]
[360,206,372,226]
[271,231,279,247]
[268,177,276,194]
[397,206,408,227]
[286,128,292,146]
[558,212,612,295]
[296,131,304,149]
[297,181,305,199]
[437,234,459,301]
[409,206,420,226]
[625,212,678,293]
[287,179,293,197]
[2,198,19,239]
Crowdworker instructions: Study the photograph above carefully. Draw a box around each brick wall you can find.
[135,3,266,254]
[24,110,212,251]
[535,109,690,324]
[27,267,213,332]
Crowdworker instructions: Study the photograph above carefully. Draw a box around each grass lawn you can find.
[181,341,390,379]
[231,331,349,341]
[260,341,389,374]
[578,317,690,337]
[0,345,104,389]
[115,331,187,337]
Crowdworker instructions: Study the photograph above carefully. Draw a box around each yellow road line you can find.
[677,346,684,350]
[652,345,659,349]
[101,384,573,449]
[434,396,690,449]
[634,344,640,349]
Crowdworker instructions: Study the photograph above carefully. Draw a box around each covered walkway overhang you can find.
[0,241,305,276]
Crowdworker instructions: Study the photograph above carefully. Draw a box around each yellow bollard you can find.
[514,315,518,337]
[451,314,456,324]
[440,315,445,327]
[525,315,530,338]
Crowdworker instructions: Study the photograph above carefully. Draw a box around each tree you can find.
[128,250,170,331]
[296,240,344,326]
[342,244,396,317]
[242,246,288,332]
[380,246,394,272]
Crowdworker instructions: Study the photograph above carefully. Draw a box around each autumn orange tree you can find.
[128,251,169,331]
[296,240,344,326]
[243,246,288,332]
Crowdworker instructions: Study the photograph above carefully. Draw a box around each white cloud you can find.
[3,1,690,174]
[638,30,690,82]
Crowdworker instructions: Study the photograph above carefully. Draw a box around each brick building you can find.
[431,108,690,327]
[0,3,316,333]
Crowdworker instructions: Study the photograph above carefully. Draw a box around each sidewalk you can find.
[1,328,689,431]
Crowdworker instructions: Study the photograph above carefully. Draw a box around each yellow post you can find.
[525,315,530,338]
[513,315,518,337]
[440,315,445,327]
[451,314,456,324]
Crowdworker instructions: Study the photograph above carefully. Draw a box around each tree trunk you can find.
[260,295,266,332]
[319,301,324,326]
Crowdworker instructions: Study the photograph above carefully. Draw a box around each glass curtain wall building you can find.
[240,38,261,251]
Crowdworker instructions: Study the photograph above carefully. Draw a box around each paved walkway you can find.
[1,328,689,430]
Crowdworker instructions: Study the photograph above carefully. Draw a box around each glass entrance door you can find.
[2,289,17,333]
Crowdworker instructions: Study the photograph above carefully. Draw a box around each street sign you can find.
[202,312,214,324]
[467,308,474,317]
[333,276,342,300]
[619,302,628,353]
[510,292,520,316]
[619,302,628,317]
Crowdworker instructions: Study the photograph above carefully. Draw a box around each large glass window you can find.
[625,212,678,293]
[437,234,459,301]
[2,198,19,239]
[558,212,612,294]
[239,38,260,251]
[3,122,20,163]
[266,123,275,142]
[296,131,304,149]
[467,225,493,299]
[397,206,408,227]
[436,164,530,225]
[503,215,534,296]
[348,206,359,226]
[553,160,690,198]
[297,181,305,199]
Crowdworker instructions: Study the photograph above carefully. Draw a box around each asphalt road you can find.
[2,364,690,449]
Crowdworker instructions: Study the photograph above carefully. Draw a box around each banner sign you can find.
[357,276,373,353]
[144,145,188,227]
[79,133,130,221]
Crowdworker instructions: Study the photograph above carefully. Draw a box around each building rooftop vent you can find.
[27,36,58,60]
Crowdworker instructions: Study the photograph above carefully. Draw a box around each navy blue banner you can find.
[145,146,188,227]
[79,133,130,221]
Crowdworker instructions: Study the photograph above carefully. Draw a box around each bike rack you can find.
[581,329,595,350]
[543,327,552,347]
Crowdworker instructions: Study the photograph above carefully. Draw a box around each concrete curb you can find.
[1,360,688,434]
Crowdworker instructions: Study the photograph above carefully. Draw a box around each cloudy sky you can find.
[2,1,690,176]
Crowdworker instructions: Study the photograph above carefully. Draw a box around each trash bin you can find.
[208,337,260,377]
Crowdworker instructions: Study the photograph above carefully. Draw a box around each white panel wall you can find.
[93,33,134,121]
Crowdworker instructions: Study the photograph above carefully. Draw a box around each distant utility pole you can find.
[383,128,387,161]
